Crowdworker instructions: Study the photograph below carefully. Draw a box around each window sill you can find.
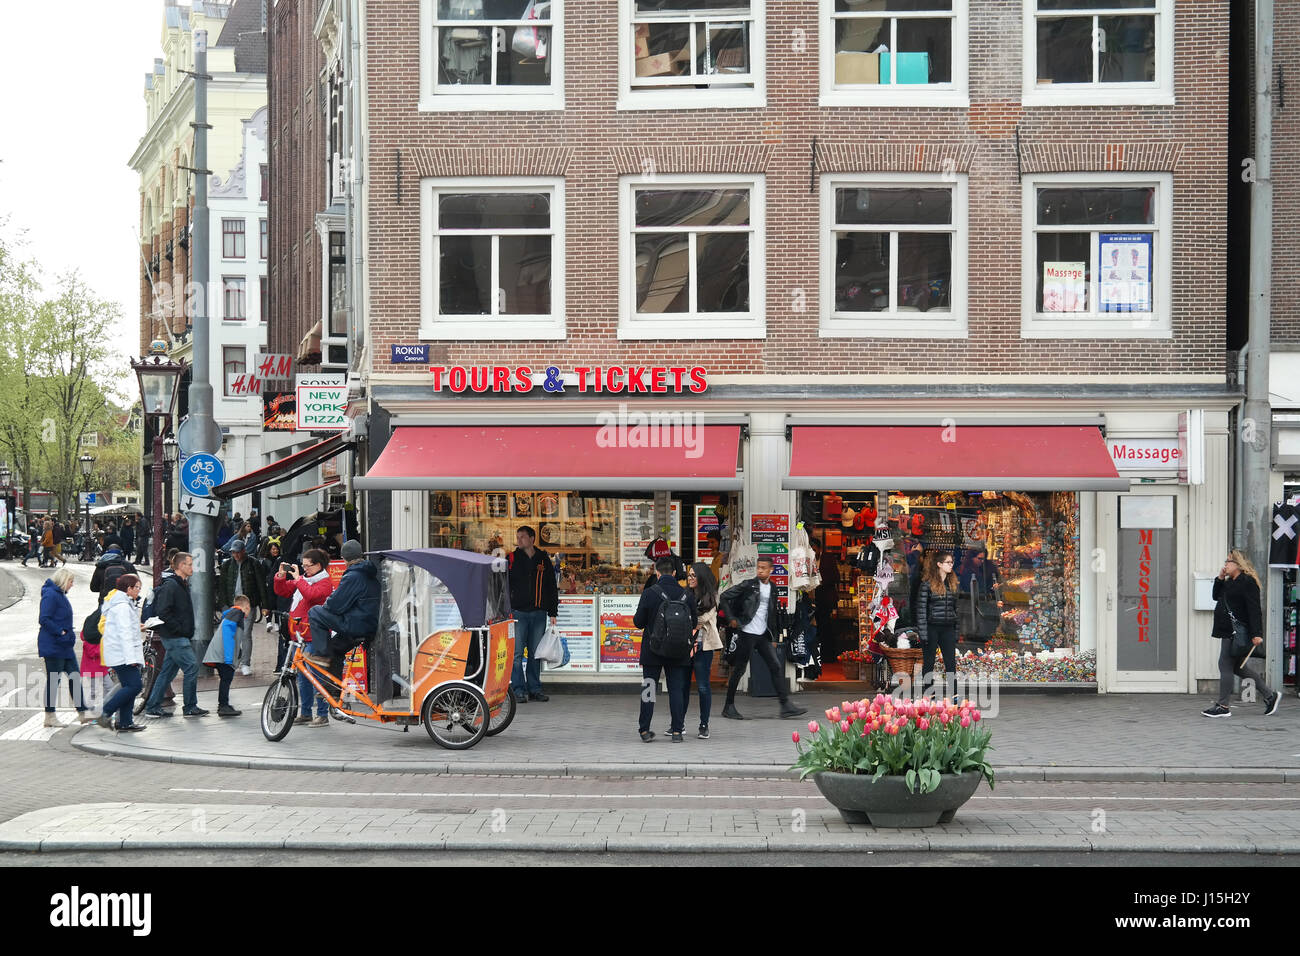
[419,91,564,112]
[618,318,766,340]
[1021,90,1175,108]
[617,89,766,111]
[419,319,567,340]
[819,90,969,109]
[1021,317,1172,339]
[820,315,968,339]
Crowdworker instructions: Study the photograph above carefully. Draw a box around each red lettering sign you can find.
[425,366,709,394]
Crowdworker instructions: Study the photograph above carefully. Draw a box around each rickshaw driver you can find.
[306,541,382,673]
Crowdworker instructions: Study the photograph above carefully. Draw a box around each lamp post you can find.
[0,466,11,559]
[132,349,186,587]
[78,454,95,561]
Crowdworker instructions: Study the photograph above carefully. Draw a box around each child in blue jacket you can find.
[204,595,250,717]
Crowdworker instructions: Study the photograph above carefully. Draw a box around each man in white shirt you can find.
[719,555,807,720]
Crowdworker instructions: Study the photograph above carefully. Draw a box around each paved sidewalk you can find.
[3,801,1298,854]
[73,685,1300,780]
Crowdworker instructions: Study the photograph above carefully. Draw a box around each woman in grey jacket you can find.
[917,552,960,700]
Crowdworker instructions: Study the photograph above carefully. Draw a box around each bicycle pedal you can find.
[329,707,356,724]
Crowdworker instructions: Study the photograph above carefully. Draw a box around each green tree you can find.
[0,229,50,514]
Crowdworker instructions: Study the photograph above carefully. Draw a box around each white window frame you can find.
[618,0,766,111]
[819,0,968,109]
[1022,0,1174,107]
[820,172,968,339]
[222,276,247,322]
[1021,172,1172,339]
[420,177,566,340]
[619,172,765,340]
[419,0,565,112]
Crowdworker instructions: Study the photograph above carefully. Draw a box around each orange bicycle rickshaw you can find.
[261,548,516,749]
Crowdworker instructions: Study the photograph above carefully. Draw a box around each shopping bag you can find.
[512,0,550,58]
[536,621,566,666]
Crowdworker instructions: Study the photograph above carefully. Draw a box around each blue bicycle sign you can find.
[180,453,225,497]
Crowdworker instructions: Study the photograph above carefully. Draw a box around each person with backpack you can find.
[632,556,698,743]
[506,526,559,703]
[79,603,112,717]
[203,595,251,717]
[90,540,136,600]
[719,554,808,720]
[96,574,148,732]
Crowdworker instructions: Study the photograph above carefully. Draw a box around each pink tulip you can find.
[918,718,930,730]
[840,720,851,733]
[842,700,853,712]
[960,716,971,728]
[972,710,982,722]
[887,724,899,736]
[829,707,842,722]
[939,713,951,725]
[792,731,800,743]
[808,720,820,734]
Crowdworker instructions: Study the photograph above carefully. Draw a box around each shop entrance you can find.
[1099,489,1189,692]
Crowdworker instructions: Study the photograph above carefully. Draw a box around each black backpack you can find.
[81,608,102,645]
[648,585,693,660]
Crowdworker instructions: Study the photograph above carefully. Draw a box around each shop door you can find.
[1100,490,1188,692]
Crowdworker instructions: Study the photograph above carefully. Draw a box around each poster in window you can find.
[1098,234,1152,313]
[1042,261,1087,313]
[619,500,682,568]
[598,594,642,672]
[551,595,598,672]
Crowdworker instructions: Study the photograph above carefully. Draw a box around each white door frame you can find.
[1098,486,1189,692]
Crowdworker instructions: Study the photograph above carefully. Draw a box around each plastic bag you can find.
[511,0,550,59]
[536,621,566,666]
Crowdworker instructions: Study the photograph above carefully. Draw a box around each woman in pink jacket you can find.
[273,548,335,727]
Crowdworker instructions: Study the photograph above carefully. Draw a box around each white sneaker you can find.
[240,665,252,676]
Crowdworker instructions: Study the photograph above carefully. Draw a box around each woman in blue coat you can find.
[38,568,91,728]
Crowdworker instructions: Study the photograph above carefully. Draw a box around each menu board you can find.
[695,505,720,562]
[549,595,598,672]
[598,594,642,672]
[619,500,681,568]
[751,514,791,611]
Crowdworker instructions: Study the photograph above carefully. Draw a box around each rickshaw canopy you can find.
[371,548,511,627]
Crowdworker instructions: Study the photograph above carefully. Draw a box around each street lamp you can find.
[0,466,11,559]
[131,348,185,587]
[79,453,95,561]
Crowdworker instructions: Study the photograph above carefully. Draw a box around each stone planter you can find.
[812,769,984,827]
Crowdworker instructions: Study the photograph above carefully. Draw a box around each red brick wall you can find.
[364,0,1229,376]
[1274,1,1300,342]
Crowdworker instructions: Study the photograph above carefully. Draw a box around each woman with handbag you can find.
[1203,550,1281,718]
[685,562,723,739]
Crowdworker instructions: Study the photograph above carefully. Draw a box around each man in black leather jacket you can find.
[719,556,807,720]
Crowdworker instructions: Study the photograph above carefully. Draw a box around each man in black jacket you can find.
[507,526,558,703]
[632,557,697,742]
[217,540,268,675]
[90,542,137,600]
[719,555,807,720]
[143,552,207,718]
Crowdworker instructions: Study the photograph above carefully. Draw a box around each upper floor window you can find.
[260,164,269,202]
[260,276,269,325]
[329,232,348,338]
[821,0,968,108]
[1023,0,1173,106]
[1021,172,1172,338]
[620,174,765,339]
[820,173,968,339]
[223,346,247,398]
[222,219,245,259]
[421,0,564,111]
[223,277,247,322]
[260,219,269,260]
[421,178,565,339]
[622,0,763,109]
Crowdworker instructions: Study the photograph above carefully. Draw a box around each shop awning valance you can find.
[210,435,350,500]
[783,425,1128,492]
[354,425,743,491]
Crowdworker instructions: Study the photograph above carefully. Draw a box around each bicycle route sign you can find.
[180,453,225,498]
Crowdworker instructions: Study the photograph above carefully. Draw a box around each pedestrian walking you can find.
[634,556,698,742]
[685,562,722,739]
[273,548,334,726]
[90,539,137,600]
[142,551,207,718]
[39,518,55,568]
[306,540,381,674]
[217,540,267,675]
[166,514,188,553]
[204,596,250,717]
[78,610,111,717]
[506,526,559,703]
[719,555,807,720]
[38,568,91,727]
[918,551,961,701]
[118,516,135,563]
[97,574,147,732]
[51,519,68,566]
[1202,550,1282,718]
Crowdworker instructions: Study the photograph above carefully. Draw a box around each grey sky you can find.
[0,1,164,402]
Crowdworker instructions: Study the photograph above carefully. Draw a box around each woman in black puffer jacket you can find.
[1203,549,1280,718]
[917,551,960,700]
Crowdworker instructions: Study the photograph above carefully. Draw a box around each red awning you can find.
[210,435,349,499]
[784,425,1128,491]
[355,425,742,491]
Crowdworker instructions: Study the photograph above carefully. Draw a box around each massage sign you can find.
[1136,529,1155,643]
[426,365,709,394]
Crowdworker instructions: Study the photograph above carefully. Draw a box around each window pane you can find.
[438,0,545,19]
[695,232,749,312]
[634,21,690,78]
[438,192,550,229]
[896,18,950,83]
[897,233,951,310]
[700,22,749,75]
[1036,232,1090,311]
[439,27,492,85]
[1037,187,1155,225]
[1036,17,1093,84]
[635,189,750,227]
[498,235,552,314]
[499,25,552,84]
[329,260,347,335]
[1038,0,1153,9]
[1099,233,1153,312]
[835,232,890,312]
[1098,16,1155,83]
[836,16,886,55]
[636,0,750,12]
[635,233,690,313]
[836,0,952,9]
[836,188,952,225]
[439,236,492,314]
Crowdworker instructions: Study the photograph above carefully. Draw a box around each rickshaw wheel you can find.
[421,684,489,750]
[261,676,299,742]
[485,689,516,737]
